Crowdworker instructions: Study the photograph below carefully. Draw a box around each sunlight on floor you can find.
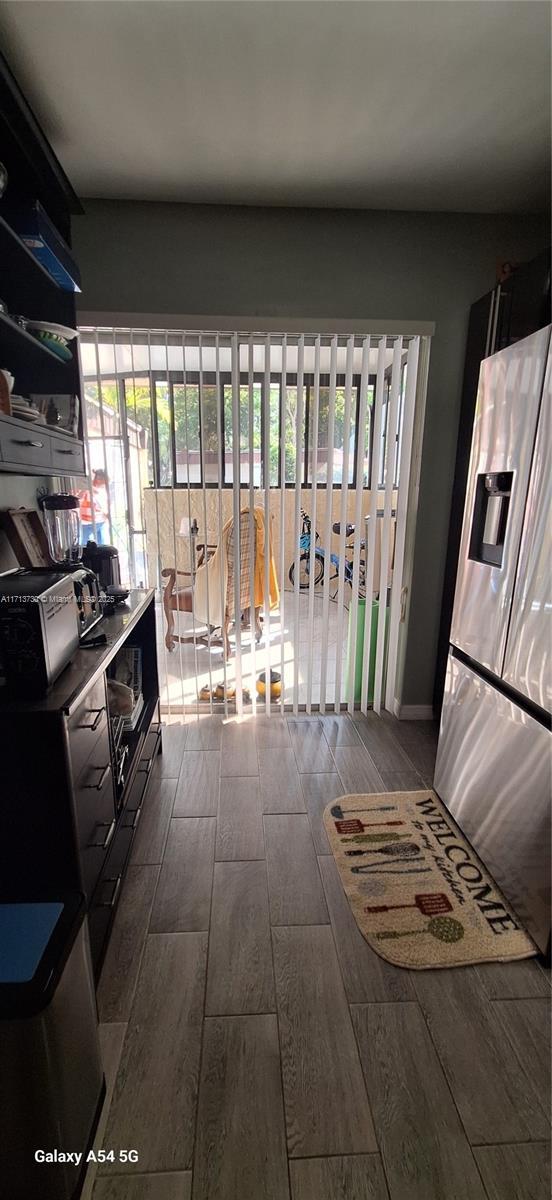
[156,589,349,712]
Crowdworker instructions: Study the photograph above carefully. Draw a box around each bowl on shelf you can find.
[26,321,78,362]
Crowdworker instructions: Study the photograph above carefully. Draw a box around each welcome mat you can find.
[323,791,537,969]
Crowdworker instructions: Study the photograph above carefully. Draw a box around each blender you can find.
[41,494,103,637]
[42,493,82,567]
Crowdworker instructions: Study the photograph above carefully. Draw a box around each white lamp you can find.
[178,517,199,538]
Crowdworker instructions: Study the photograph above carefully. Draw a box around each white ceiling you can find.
[0,0,549,212]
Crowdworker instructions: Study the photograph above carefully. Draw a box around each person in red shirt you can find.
[78,469,109,544]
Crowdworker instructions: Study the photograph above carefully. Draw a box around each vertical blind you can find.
[79,327,429,717]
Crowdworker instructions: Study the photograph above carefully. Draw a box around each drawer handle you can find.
[57,448,77,455]
[11,438,44,448]
[88,818,116,850]
[84,762,111,790]
[78,707,105,731]
[98,875,122,909]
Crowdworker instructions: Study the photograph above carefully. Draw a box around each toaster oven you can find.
[0,570,80,696]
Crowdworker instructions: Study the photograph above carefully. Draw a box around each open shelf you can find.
[0,307,73,364]
[0,53,82,476]
[0,211,63,289]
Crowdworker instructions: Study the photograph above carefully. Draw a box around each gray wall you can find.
[72,200,548,708]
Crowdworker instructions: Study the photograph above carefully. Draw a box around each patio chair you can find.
[161,539,217,653]
[161,514,262,658]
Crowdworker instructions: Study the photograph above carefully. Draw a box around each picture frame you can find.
[0,507,52,568]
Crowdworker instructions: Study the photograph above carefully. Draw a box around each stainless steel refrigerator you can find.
[435,324,551,954]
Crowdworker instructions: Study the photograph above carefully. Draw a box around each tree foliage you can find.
[84,377,370,488]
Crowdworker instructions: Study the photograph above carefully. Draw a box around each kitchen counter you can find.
[0,588,154,715]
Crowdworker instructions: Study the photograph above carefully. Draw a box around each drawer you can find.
[104,820,134,876]
[125,766,149,814]
[50,439,85,475]
[140,724,162,770]
[88,875,122,972]
[88,819,133,970]
[74,725,116,899]
[68,676,109,781]
[0,429,51,470]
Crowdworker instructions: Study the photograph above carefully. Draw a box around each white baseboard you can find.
[393,700,434,720]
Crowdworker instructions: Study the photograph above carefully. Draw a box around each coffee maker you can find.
[81,539,122,591]
[82,540,129,605]
[41,494,102,638]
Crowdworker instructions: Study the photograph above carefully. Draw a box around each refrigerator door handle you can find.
[484,288,496,358]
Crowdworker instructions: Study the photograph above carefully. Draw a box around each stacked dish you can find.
[10,396,46,424]
[26,321,78,362]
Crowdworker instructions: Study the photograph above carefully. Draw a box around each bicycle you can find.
[288,509,367,598]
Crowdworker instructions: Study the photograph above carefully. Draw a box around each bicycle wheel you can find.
[289,552,324,589]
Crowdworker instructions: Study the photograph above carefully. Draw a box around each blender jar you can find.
[42,494,82,566]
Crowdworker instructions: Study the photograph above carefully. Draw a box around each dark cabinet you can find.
[435,249,551,711]
[0,590,161,978]
[0,421,52,470]
[49,436,86,476]
[68,675,109,781]
[0,53,85,477]
[73,721,115,901]
[0,414,86,475]
[497,249,551,350]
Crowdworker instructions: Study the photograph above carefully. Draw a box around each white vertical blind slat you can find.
[248,335,257,716]
[319,335,337,714]
[263,336,272,714]
[112,327,133,578]
[181,332,200,721]
[92,330,112,542]
[279,336,287,714]
[333,334,354,711]
[231,333,243,715]
[347,334,371,713]
[292,335,305,714]
[128,328,147,585]
[215,333,229,719]
[149,332,171,719]
[306,336,321,714]
[373,336,403,714]
[81,344,97,543]
[385,336,420,713]
[165,330,186,714]
[198,335,214,713]
[360,336,387,715]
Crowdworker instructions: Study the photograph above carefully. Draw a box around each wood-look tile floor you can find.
[91,714,551,1200]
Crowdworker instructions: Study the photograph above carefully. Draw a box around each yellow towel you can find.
[252,507,280,612]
